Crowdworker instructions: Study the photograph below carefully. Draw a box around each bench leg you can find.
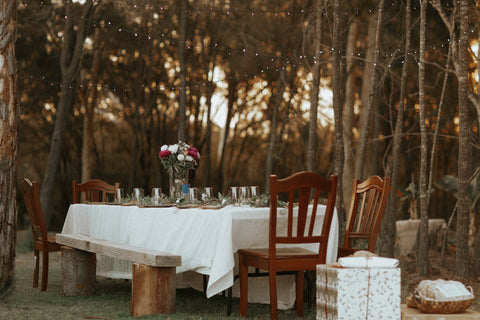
[131,263,176,317]
[61,246,96,296]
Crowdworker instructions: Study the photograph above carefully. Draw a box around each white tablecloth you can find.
[61,204,338,309]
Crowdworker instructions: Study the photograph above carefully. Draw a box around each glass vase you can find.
[168,167,189,200]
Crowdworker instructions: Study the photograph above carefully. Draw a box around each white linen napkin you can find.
[338,256,399,268]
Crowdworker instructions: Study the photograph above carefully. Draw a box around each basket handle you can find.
[414,288,423,306]
[466,285,474,295]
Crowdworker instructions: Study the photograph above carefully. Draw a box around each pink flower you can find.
[187,147,200,159]
[159,150,171,159]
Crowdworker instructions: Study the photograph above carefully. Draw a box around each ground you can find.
[14,230,480,314]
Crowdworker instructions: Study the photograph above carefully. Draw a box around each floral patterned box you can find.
[316,264,401,320]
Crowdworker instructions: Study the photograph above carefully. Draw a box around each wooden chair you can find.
[337,175,391,258]
[22,178,62,291]
[72,179,120,203]
[238,172,338,319]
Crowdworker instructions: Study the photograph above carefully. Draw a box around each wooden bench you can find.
[56,233,182,317]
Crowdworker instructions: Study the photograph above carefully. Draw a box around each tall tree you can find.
[0,0,17,293]
[356,0,384,180]
[307,0,324,172]
[265,70,286,191]
[456,0,470,278]
[342,18,358,215]
[40,0,97,227]
[417,0,430,276]
[382,0,411,257]
[332,0,345,227]
[80,28,102,183]
[177,0,188,142]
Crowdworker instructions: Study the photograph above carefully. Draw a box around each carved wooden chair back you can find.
[72,179,119,203]
[339,176,391,257]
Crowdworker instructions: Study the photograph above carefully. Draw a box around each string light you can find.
[18,0,461,95]
[18,0,458,65]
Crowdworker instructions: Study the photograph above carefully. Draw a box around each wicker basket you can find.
[407,280,474,314]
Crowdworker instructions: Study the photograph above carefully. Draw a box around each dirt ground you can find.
[399,248,480,311]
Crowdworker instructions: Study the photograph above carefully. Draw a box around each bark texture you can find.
[0,0,17,294]
[456,0,470,278]
[417,0,430,276]
[382,0,411,257]
[40,0,96,227]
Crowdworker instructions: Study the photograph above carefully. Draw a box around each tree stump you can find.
[131,263,176,317]
[61,246,96,296]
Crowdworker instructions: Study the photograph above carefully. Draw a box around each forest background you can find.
[2,0,480,292]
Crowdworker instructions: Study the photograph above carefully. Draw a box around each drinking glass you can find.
[230,186,239,206]
[239,186,250,205]
[189,187,198,203]
[202,187,213,202]
[133,188,144,202]
[114,188,124,204]
[151,187,162,205]
[250,186,259,197]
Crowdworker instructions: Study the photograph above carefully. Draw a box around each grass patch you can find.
[1,249,316,319]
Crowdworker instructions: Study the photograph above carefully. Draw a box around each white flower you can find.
[169,144,179,153]
[185,155,193,162]
[160,145,168,151]
[177,154,185,161]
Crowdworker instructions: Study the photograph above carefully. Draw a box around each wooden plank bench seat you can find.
[56,233,182,317]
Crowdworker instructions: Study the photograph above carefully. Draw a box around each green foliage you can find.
[434,169,480,210]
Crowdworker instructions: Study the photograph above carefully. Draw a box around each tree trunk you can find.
[332,0,345,228]
[0,0,17,294]
[81,29,102,183]
[217,76,237,192]
[307,0,323,172]
[456,0,470,279]
[177,0,188,142]
[417,0,430,277]
[382,0,411,257]
[202,83,214,187]
[342,18,358,217]
[265,70,286,192]
[356,0,384,180]
[40,0,96,227]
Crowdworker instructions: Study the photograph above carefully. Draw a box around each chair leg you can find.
[40,250,48,291]
[227,286,232,316]
[239,255,248,317]
[33,249,39,288]
[295,271,304,317]
[269,270,278,320]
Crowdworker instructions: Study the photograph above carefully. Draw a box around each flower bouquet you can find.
[159,141,200,199]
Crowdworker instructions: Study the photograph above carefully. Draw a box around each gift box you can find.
[317,258,401,320]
